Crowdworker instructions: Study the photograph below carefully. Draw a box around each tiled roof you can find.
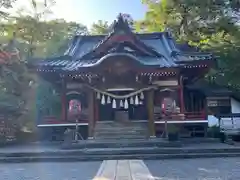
[33,14,214,73]
[38,54,179,72]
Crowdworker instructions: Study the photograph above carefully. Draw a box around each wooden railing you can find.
[41,110,207,125]
[216,113,240,118]
[41,116,88,124]
[154,110,206,121]
[184,111,206,120]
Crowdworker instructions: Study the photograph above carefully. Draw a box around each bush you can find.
[207,125,220,138]
[168,124,179,141]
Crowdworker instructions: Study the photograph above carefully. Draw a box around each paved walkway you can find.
[93,160,154,180]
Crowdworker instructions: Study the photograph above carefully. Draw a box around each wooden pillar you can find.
[179,76,185,113]
[94,98,99,122]
[88,90,94,139]
[61,78,67,121]
[147,89,156,138]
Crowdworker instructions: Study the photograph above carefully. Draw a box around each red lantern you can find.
[161,97,174,115]
[68,99,81,115]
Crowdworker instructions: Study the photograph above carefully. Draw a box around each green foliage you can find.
[36,79,61,117]
[138,0,240,87]
[0,18,88,58]
[0,1,86,131]
[0,0,17,18]
[90,20,110,35]
[0,44,32,116]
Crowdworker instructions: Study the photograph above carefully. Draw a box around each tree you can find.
[138,0,240,87]
[0,0,16,18]
[0,0,89,132]
[90,20,110,35]
[43,19,88,56]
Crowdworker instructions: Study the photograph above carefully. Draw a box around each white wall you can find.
[231,98,240,113]
[208,115,219,127]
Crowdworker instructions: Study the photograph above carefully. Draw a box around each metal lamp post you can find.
[69,99,81,142]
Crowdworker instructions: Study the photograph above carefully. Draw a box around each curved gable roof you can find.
[33,14,214,72]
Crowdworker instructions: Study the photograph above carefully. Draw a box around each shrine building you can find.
[29,14,225,141]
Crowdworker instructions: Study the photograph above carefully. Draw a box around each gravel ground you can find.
[146,157,240,180]
[0,161,101,180]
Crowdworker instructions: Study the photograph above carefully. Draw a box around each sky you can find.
[11,0,147,27]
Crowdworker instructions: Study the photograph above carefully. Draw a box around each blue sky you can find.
[52,0,147,26]
[12,0,147,27]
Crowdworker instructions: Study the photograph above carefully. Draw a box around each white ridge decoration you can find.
[101,94,105,105]
[124,99,129,109]
[140,92,144,99]
[112,99,117,108]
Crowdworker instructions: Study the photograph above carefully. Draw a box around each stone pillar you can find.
[147,90,156,138]
[88,90,95,139]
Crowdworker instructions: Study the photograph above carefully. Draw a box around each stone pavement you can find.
[146,157,240,180]
[93,160,154,180]
[0,158,240,179]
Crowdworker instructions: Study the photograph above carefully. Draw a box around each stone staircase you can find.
[94,121,148,140]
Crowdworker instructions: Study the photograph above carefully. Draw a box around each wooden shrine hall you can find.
[30,14,215,140]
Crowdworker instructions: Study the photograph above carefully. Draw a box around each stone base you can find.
[149,136,156,138]
[62,138,182,149]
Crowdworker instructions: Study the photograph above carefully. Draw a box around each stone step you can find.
[95,126,145,130]
[95,122,145,127]
[94,128,146,133]
[94,136,147,140]
[94,122,148,139]
[94,130,147,135]
[60,146,240,155]
[94,132,146,136]
[64,139,182,148]
[94,131,146,134]
[2,143,240,163]
[94,131,146,137]
[2,153,240,163]
[95,128,145,132]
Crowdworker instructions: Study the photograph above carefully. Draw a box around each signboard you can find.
[66,83,83,89]
[207,99,230,107]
